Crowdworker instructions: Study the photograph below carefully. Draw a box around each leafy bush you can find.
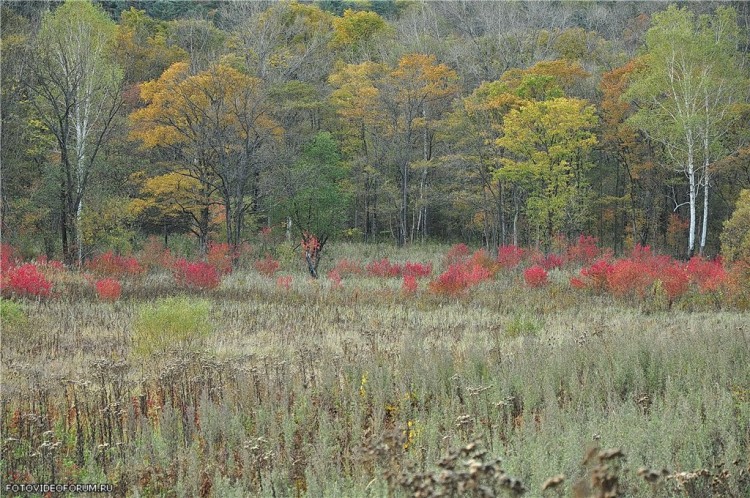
[1,243,19,272]
[2,263,52,298]
[253,254,281,277]
[607,259,654,299]
[686,256,726,293]
[172,259,221,290]
[206,242,234,275]
[429,261,491,296]
[567,234,600,264]
[402,274,418,295]
[523,265,548,287]
[402,261,432,278]
[327,269,343,288]
[496,244,524,269]
[366,258,402,277]
[87,251,143,278]
[579,259,614,292]
[95,278,122,302]
[276,275,293,291]
[444,243,470,266]
[132,297,211,357]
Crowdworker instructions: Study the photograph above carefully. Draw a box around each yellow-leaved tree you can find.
[130,62,281,258]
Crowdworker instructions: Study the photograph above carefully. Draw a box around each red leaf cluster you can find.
[172,259,220,290]
[87,251,144,278]
[496,245,525,269]
[524,265,549,288]
[2,263,52,298]
[95,278,122,302]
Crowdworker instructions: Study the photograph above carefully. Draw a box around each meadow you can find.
[1,239,749,497]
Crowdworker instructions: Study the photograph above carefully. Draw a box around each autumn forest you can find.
[2,2,750,497]
[2,0,749,264]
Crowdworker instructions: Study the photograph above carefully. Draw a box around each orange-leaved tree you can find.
[130,61,281,258]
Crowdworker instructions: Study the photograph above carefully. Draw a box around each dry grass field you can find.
[2,243,749,497]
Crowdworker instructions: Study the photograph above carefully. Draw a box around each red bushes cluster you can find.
[533,253,565,271]
[1,243,19,273]
[364,259,432,278]
[496,245,525,269]
[444,243,471,266]
[429,261,492,296]
[172,259,220,290]
[686,256,726,293]
[567,235,600,264]
[95,278,122,302]
[327,269,343,288]
[571,245,728,303]
[2,263,52,298]
[403,261,433,277]
[366,258,402,277]
[87,251,143,278]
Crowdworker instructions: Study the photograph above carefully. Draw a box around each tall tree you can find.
[496,97,598,249]
[28,0,123,265]
[130,62,281,257]
[626,5,746,257]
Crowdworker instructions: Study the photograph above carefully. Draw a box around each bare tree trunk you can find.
[687,134,696,258]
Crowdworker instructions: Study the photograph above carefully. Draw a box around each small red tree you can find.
[302,231,327,278]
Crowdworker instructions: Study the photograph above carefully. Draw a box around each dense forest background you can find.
[2,0,749,266]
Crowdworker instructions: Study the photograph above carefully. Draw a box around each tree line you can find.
[2,0,749,266]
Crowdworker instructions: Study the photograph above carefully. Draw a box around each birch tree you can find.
[29,0,123,265]
[626,5,746,257]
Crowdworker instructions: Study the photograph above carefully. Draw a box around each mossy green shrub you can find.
[1,299,28,343]
[132,296,211,357]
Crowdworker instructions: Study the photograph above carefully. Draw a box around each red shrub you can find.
[469,249,498,275]
[524,265,549,288]
[659,264,689,301]
[496,245,524,269]
[444,243,471,266]
[333,258,364,276]
[207,242,234,275]
[607,259,655,298]
[533,253,565,271]
[254,254,280,277]
[686,256,726,293]
[568,235,600,264]
[173,259,220,290]
[276,275,293,291]
[402,274,418,294]
[580,259,614,292]
[429,264,470,296]
[328,269,343,288]
[464,263,492,285]
[3,263,52,298]
[366,258,402,278]
[95,278,122,302]
[430,261,492,296]
[87,251,143,278]
[403,261,432,278]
